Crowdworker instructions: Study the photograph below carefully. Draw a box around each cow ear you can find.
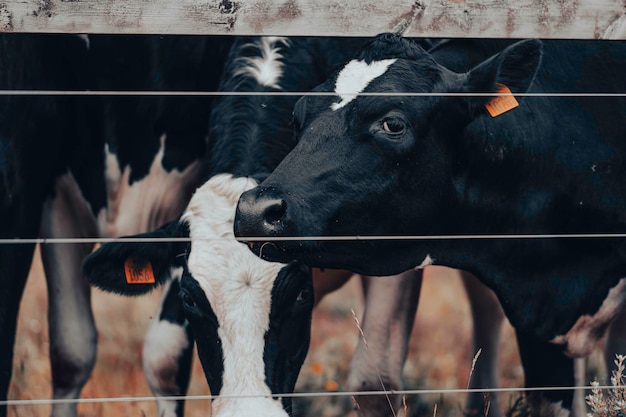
[83,220,189,297]
[464,39,543,115]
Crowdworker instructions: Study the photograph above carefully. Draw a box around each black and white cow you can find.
[37,35,232,417]
[234,34,626,416]
[84,36,366,417]
[0,33,93,417]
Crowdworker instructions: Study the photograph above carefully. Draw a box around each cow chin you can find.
[245,238,418,276]
[244,239,312,265]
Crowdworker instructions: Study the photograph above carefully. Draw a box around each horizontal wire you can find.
[0,384,618,406]
[0,90,624,97]
[5,41,625,411]
[2,233,626,245]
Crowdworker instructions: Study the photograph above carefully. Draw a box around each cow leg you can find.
[143,280,195,417]
[516,330,573,417]
[40,174,98,417]
[570,358,587,417]
[0,242,36,417]
[604,308,626,375]
[347,271,422,417]
[461,272,504,417]
[568,309,626,417]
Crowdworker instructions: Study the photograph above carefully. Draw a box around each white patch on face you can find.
[182,173,288,417]
[331,58,397,111]
[97,134,202,238]
[233,37,289,89]
[551,277,626,357]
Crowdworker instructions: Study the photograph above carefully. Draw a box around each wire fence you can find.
[1,385,619,407]
[5,42,626,414]
[0,90,625,97]
[4,233,626,245]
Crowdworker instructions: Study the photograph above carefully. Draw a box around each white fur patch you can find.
[143,317,190,395]
[551,277,626,357]
[142,282,189,417]
[331,58,397,111]
[97,134,202,238]
[233,37,289,89]
[169,266,183,281]
[414,254,434,270]
[182,174,288,417]
[76,34,90,49]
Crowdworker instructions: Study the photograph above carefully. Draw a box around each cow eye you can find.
[382,118,406,134]
[180,288,197,310]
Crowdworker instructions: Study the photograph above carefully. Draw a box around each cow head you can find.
[84,174,314,417]
[234,33,542,275]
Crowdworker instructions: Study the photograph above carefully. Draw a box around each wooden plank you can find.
[0,0,624,39]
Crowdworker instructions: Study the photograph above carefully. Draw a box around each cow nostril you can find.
[263,199,286,226]
[235,189,291,238]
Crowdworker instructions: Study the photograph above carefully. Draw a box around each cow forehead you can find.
[331,58,397,111]
[182,174,285,322]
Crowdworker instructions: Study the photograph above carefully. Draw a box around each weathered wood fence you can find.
[0,0,624,39]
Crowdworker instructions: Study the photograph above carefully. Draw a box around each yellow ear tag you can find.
[485,84,519,117]
[124,258,156,284]
[247,241,254,249]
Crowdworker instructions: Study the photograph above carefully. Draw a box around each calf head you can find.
[235,33,542,275]
[84,174,314,417]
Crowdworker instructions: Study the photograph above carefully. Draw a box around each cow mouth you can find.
[243,239,307,263]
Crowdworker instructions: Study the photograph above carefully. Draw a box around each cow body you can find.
[0,34,95,417]
[235,35,626,415]
[38,35,232,417]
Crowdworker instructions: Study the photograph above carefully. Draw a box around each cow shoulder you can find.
[83,220,189,296]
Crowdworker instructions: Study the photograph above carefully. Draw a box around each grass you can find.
[586,354,626,417]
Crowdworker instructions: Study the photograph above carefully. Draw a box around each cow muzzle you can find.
[235,187,319,264]
[235,187,289,237]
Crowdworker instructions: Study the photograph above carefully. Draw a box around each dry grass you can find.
[586,354,626,417]
[295,267,525,417]
[7,248,609,417]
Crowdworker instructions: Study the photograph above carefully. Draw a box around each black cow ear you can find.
[464,39,543,116]
[83,220,189,296]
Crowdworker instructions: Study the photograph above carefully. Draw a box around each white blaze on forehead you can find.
[331,58,397,111]
[182,174,288,417]
[234,37,289,89]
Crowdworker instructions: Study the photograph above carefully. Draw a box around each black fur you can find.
[235,35,626,414]
[84,221,189,296]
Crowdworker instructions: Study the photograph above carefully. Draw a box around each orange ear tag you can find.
[485,84,519,117]
[124,258,156,284]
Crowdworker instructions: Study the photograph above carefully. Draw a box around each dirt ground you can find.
[8,246,608,417]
